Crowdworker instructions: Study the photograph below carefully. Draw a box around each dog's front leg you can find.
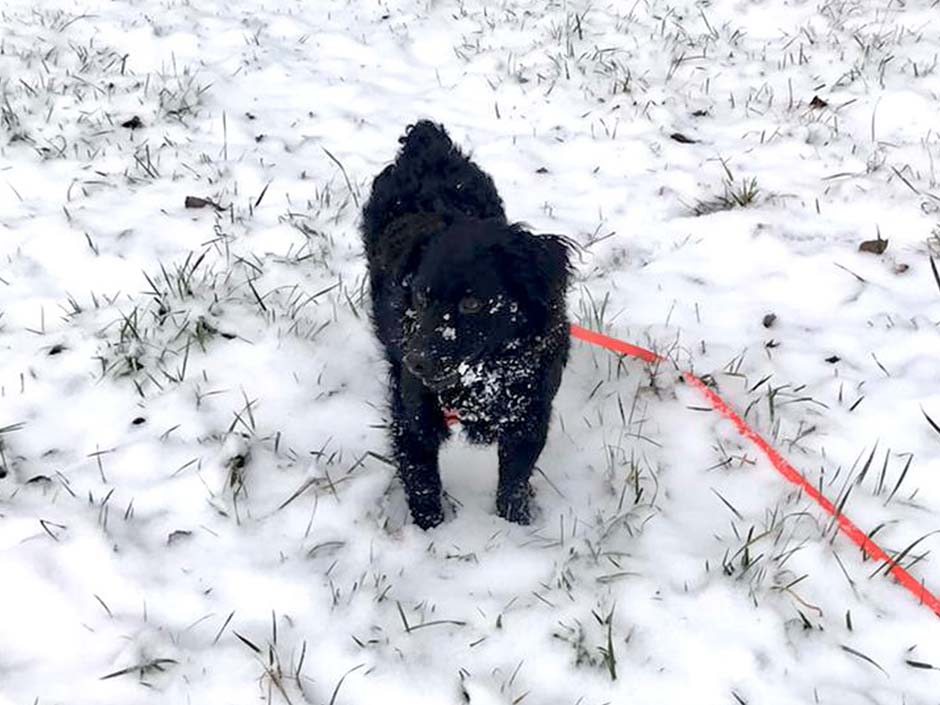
[390,366,448,529]
[496,416,549,524]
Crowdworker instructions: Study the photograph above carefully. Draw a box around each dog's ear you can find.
[378,214,445,280]
[502,226,571,324]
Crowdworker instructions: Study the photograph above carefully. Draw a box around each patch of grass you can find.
[0,7,209,184]
[576,286,616,333]
[691,175,762,216]
[552,605,622,682]
[90,244,340,394]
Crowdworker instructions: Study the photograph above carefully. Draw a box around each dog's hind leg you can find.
[389,365,448,529]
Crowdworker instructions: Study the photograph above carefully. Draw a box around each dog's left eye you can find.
[458,296,482,314]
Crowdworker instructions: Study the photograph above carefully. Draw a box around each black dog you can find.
[362,121,570,529]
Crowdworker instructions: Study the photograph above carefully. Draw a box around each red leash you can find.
[570,323,940,617]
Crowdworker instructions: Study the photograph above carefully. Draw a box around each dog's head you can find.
[401,218,570,390]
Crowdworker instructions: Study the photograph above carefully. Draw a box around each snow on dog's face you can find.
[401,217,568,391]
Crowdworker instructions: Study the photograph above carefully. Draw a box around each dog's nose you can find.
[404,352,429,378]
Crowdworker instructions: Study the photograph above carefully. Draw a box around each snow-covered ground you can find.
[1,0,939,702]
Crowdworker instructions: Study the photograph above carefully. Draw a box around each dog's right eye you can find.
[458,296,482,314]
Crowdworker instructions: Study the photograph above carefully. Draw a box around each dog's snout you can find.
[404,352,429,378]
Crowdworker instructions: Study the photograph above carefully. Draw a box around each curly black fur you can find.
[362,120,571,529]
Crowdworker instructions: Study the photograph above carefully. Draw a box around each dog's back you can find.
[361,120,506,259]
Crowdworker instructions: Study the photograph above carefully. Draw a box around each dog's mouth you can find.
[406,351,487,391]
[418,370,462,391]
[404,357,466,390]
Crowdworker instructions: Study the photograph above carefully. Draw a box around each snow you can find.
[1,0,940,703]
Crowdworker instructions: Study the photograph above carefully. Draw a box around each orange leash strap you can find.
[570,323,940,617]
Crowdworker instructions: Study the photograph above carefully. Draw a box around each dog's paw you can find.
[412,509,445,530]
[409,499,445,530]
[496,492,531,525]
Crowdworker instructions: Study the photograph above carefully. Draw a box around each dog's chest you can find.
[438,365,535,444]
